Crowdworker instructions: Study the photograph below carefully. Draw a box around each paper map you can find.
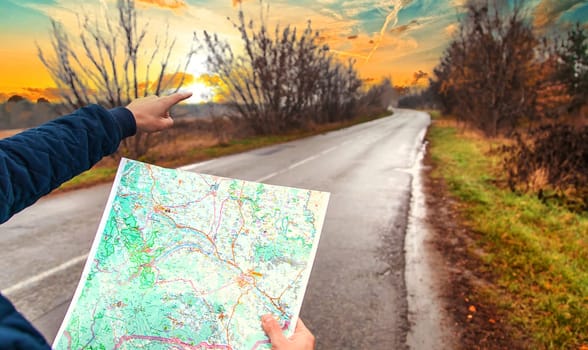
[53,158,329,349]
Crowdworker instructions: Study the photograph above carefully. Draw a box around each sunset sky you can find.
[0,0,587,103]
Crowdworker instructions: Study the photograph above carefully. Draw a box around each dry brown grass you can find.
[433,118,512,144]
[528,168,549,192]
[157,134,220,157]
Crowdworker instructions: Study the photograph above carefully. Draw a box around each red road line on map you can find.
[231,203,245,263]
[214,198,229,241]
[198,173,213,186]
[277,268,305,301]
[113,335,233,349]
[147,166,158,202]
[252,284,286,315]
[64,331,72,350]
[224,289,249,345]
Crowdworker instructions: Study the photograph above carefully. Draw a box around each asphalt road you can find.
[0,109,430,349]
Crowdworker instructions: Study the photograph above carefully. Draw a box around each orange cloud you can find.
[331,30,419,64]
[137,0,188,10]
[197,74,222,86]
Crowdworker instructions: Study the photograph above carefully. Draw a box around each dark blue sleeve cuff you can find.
[109,107,137,139]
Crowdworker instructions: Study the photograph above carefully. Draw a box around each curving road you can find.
[0,109,430,349]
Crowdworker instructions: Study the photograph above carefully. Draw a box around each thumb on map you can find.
[261,314,286,346]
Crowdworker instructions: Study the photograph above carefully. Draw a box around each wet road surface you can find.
[0,109,430,349]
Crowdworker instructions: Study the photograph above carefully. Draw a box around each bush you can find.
[431,1,538,137]
[200,1,364,135]
[503,124,588,211]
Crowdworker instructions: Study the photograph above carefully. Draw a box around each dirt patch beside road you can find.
[422,150,525,350]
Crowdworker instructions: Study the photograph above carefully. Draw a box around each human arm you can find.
[0,106,126,349]
[0,91,191,224]
[261,315,315,350]
[0,92,191,349]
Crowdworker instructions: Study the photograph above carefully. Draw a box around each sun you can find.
[183,82,215,104]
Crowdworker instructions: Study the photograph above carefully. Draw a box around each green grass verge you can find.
[58,111,391,192]
[60,166,119,191]
[428,122,588,349]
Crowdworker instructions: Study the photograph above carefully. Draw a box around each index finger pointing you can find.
[163,91,193,106]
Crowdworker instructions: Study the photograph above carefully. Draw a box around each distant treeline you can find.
[0,97,235,130]
[0,99,61,129]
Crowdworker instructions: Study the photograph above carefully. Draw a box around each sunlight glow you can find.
[183,82,215,104]
[182,56,215,104]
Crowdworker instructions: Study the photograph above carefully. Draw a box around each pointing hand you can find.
[126,92,192,133]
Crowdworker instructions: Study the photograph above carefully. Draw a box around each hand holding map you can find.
[261,315,315,350]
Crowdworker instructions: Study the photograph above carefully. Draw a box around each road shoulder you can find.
[405,136,456,350]
[423,147,518,349]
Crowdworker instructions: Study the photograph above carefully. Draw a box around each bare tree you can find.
[200,1,363,134]
[432,0,538,136]
[37,0,196,157]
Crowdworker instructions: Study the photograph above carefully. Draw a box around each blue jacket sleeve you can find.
[0,105,136,225]
[0,105,136,349]
[0,294,51,349]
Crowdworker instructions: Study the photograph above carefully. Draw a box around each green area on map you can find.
[54,159,329,349]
